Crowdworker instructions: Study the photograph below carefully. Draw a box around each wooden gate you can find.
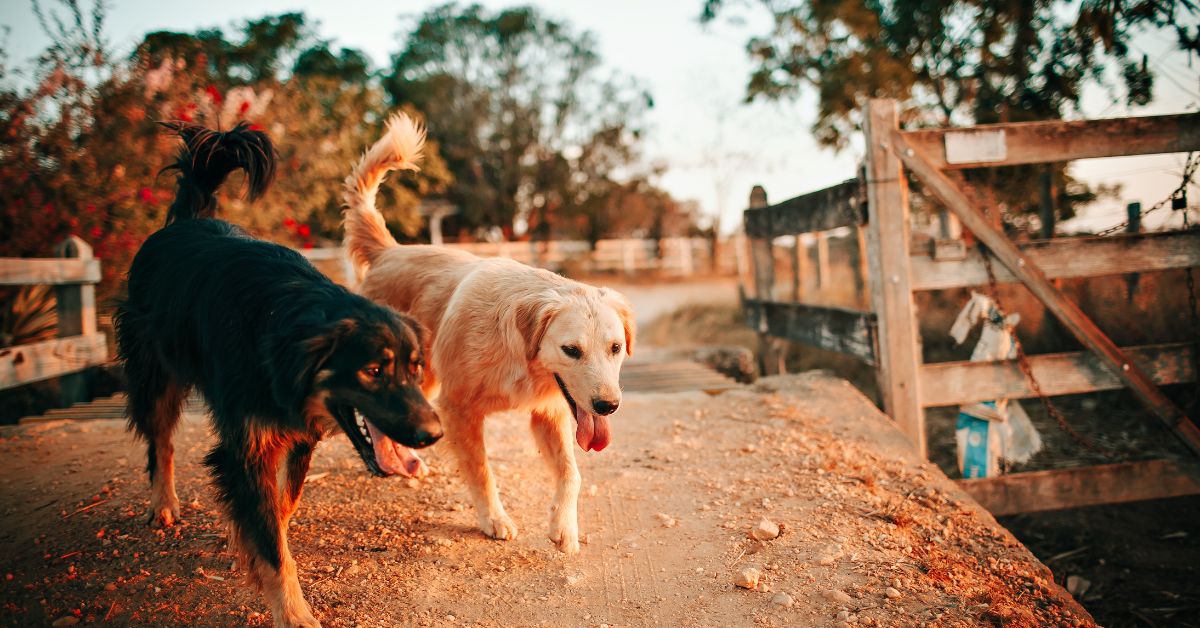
[744,100,1200,513]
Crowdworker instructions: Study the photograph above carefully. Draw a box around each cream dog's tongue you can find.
[573,405,611,452]
[364,420,426,477]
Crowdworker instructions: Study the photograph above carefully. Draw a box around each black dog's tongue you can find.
[573,404,611,452]
[364,419,426,477]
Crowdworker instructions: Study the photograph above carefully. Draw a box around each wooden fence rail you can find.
[0,236,108,401]
[910,230,1200,290]
[304,236,735,287]
[743,178,865,238]
[742,298,876,364]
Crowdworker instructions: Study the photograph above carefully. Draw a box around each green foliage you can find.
[1,2,452,307]
[701,0,1190,226]
[2,0,687,321]
[387,2,657,240]
[701,0,1195,146]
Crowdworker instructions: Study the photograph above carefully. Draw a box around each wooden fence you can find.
[744,100,1200,514]
[0,236,107,402]
[742,178,875,372]
[304,236,737,286]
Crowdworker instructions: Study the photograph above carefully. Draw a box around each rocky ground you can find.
[0,372,1090,627]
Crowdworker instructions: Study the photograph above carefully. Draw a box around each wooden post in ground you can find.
[791,236,802,302]
[748,185,784,375]
[733,233,748,284]
[1039,165,1056,239]
[852,226,871,308]
[679,238,694,276]
[864,100,926,457]
[54,236,96,406]
[814,232,831,290]
[1126,202,1142,301]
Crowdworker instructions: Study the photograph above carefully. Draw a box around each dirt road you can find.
[0,373,1089,626]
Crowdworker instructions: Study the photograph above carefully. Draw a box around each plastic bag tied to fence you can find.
[950,292,1044,478]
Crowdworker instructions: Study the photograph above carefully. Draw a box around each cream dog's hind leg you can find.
[531,407,581,554]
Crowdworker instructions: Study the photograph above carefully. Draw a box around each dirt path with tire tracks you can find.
[0,372,1090,626]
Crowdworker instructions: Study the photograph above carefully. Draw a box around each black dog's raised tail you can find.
[159,121,276,224]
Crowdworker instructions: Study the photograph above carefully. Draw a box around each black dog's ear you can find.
[398,312,431,364]
[269,319,358,414]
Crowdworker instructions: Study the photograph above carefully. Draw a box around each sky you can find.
[2,0,1198,234]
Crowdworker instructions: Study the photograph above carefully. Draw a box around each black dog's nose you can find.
[592,398,619,416]
[413,427,442,448]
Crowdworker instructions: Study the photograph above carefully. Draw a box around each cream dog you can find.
[342,114,634,552]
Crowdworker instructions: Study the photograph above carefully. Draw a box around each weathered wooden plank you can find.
[890,121,1200,456]
[0,334,109,390]
[744,178,864,238]
[0,258,100,285]
[921,342,1195,407]
[912,230,1200,290]
[742,298,876,365]
[852,226,870,307]
[791,238,804,302]
[903,112,1200,170]
[959,459,1200,516]
[54,237,98,404]
[865,100,926,457]
[814,232,831,289]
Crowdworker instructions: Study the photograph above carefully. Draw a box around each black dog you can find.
[115,122,441,627]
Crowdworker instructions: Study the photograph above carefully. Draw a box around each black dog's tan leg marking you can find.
[442,399,517,541]
[280,441,314,524]
[127,368,187,528]
[208,435,319,628]
[531,407,581,553]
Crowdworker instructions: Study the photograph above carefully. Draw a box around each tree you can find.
[701,0,1194,230]
[386,3,652,240]
[1,3,451,309]
[132,13,453,241]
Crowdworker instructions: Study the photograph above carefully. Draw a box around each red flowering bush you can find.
[1,7,450,310]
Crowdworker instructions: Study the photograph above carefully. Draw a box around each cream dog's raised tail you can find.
[343,112,425,280]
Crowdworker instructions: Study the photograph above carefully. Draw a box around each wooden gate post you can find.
[748,185,785,375]
[54,236,97,405]
[864,100,926,457]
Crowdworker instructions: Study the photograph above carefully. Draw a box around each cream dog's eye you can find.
[610,343,621,354]
[561,345,582,359]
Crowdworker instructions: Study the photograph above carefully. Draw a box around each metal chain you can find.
[1097,152,1198,236]
[979,248,1117,457]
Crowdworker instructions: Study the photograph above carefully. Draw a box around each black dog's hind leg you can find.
[125,356,188,527]
[207,434,320,628]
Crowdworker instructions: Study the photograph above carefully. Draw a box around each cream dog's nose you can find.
[592,397,619,415]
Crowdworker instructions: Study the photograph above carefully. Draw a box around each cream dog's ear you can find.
[601,288,636,357]
[515,297,561,362]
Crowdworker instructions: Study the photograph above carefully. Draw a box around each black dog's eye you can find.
[362,365,383,379]
[561,345,582,359]
[611,343,621,355]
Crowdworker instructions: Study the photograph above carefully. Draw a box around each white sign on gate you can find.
[944,130,1007,164]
